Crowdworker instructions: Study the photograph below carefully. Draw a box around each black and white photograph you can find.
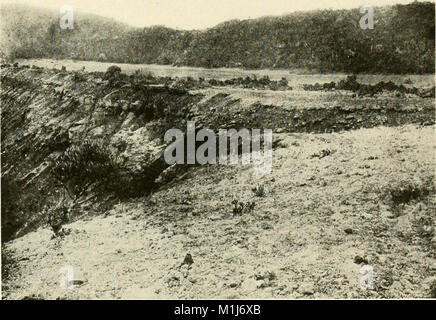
[0,0,435,303]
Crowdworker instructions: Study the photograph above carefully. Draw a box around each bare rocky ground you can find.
[1,62,435,300]
[3,124,435,299]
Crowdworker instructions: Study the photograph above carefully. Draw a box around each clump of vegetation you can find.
[105,65,121,76]
[51,139,121,198]
[232,199,256,215]
[386,178,436,260]
[388,182,433,217]
[252,183,265,197]
[303,75,435,98]
[207,75,291,90]
[390,184,430,207]
[72,71,87,83]
[50,139,162,200]
[104,65,123,86]
[46,203,70,237]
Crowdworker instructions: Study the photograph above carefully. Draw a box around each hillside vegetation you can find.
[1,2,434,73]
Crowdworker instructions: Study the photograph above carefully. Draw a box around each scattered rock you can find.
[71,280,85,286]
[354,255,369,265]
[180,253,194,267]
[298,282,315,295]
[256,280,265,289]
[311,149,332,159]
[166,275,180,288]
[242,278,258,292]
[254,270,277,288]
[344,228,353,235]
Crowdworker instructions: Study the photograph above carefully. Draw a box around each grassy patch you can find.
[387,179,434,217]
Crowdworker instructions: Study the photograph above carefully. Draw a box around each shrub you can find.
[232,199,256,215]
[51,139,121,198]
[50,139,159,199]
[1,246,18,290]
[144,71,156,81]
[389,183,431,207]
[104,65,122,84]
[387,179,434,217]
[105,65,121,75]
[252,183,265,197]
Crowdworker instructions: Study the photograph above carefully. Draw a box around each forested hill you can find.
[1,2,434,73]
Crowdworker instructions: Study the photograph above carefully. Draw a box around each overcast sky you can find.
[2,0,431,29]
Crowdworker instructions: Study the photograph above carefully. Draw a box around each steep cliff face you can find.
[1,64,434,243]
[1,64,201,242]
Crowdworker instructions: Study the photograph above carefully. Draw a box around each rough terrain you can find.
[1,62,435,299]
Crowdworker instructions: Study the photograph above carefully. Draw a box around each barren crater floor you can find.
[3,124,435,299]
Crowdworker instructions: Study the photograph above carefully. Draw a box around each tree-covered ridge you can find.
[1,2,434,73]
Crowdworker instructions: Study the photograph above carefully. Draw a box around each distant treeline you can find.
[1,2,434,73]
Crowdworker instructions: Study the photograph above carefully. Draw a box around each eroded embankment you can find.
[1,64,435,243]
[192,90,435,133]
[1,65,201,242]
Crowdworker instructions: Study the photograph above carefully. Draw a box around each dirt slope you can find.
[3,124,435,299]
[2,64,433,243]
